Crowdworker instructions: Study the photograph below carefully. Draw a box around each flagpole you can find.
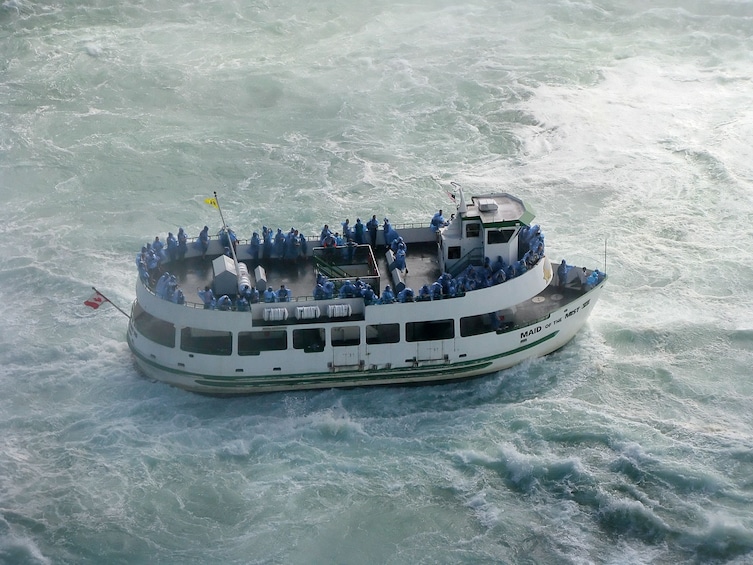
[210,191,242,282]
[92,286,131,319]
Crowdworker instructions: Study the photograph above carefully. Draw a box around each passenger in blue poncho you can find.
[197,226,209,258]
[274,229,285,258]
[217,295,232,311]
[366,215,379,248]
[263,227,273,260]
[245,286,260,304]
[166,232,178,262]
[298,233,307,258]
[152,236,165,263]
[557,259,570,287]
[383,219,398,248]
[284,229,297,262]
[172,288,185,305]
[341,219,352,241]
[430,281,443,300]
[166,275,178,300]
[324,281,335,299]
[156,273,171,299]
[290,229,302,261]
[354,218,365,245]
[398,287,414,303]
[360,286,377,305]
[236,296,249,311]
[339,280,357,298]
[198,285,215,309]
[430,210,448,232]
[219,227,237,251]
[277,285,290,302]
[492,255,506,273]
[249,232,261,262]
[177,227,188,260]
[380,285,395,304]
[585,269,602,290]
[263,286,277,303]
[393,248,406,272]
[138,261,149,285]
[320,224,332,246]
[314,283,326,300]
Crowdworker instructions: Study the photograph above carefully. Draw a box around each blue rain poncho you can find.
[339,280,357,298]
[263,287,277,303]
[366,216,379,246]
[177,228,188,259]
[393,249,406,271]
[354,219,365,244]
[249,232,261,261]
[398,287,414,302]
[196,226,209,254]
[217,295,232,311]
[198,286,215,309]
[155,273,171,299]
[380,286,395,304]
[166,233,178,261]
[277,285,290,302]
[430,211,448,232]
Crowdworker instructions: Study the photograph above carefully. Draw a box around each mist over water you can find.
[2,0,753,563]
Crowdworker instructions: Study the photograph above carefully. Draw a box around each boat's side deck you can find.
[510,282,590,329]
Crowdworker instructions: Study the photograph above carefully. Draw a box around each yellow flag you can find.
[204,197,219,209]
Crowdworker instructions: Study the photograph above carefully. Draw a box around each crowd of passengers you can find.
[136,211,602,310]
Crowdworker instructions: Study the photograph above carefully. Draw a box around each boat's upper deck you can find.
[161,239,443,308]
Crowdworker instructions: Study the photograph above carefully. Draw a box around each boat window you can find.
[331,326,360,347]
[487,229,515,244]
[405,319,455,342]
[238,330,287,355]
[460,313,498,337]
[180,327,232,355]
[465,223,481,238]
[132,303,175,348]
[293,328,325,352]
[447,246,461,260]
[366,323,400,345]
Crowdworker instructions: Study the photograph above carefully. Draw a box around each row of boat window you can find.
[133,304,501,355]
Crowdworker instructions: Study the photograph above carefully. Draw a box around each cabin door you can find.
[416,341,444,361]
[333,346,359,368]
[331,325,361,369]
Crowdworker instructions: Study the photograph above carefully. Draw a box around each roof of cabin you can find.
[463,193,535,227]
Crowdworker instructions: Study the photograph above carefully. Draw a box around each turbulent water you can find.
[2,0,753,563]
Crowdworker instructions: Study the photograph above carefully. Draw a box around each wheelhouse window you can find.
[465,223,481,238]
[180,327,232,355]
[331,326,360,347]
[132,303,175,347]
[405,319,455,342]
[293,328,325,352]
[238,330,287,355]
[366,323,400,345]
[487,229,516,244]
[447,246,461,260]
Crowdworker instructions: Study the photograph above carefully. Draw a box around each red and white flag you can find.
[84,291,107,310]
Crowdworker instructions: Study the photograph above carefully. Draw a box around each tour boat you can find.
[127,186,606,394]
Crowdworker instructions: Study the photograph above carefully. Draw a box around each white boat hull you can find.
[127,277,604,395]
